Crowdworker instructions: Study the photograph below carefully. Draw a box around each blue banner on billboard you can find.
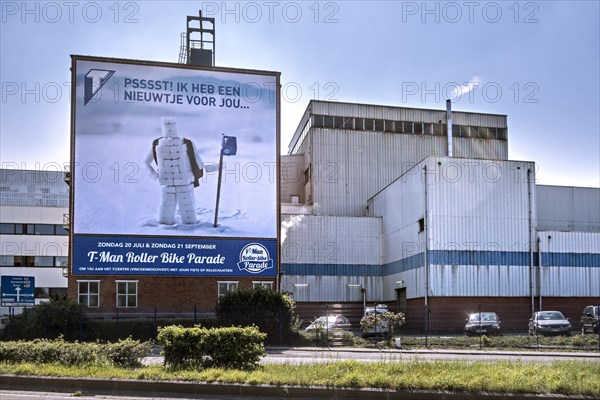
[72,235,277,277]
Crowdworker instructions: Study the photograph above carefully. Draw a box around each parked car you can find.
[304,315,351,332]
[464,312,502,336]
[580,305,599,334]
[528,311,571,336]
[361,304,390,338]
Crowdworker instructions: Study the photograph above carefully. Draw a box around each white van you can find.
[361,304,390,338]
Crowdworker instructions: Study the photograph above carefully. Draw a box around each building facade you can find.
[0,169,69,313]
[281,100,600,332]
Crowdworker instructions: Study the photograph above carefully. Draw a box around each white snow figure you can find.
[145,117,209,225]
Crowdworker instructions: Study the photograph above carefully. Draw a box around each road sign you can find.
[1,275,35,307]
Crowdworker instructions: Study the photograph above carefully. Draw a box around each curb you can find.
[0,375,596,400]
[266,346,600,358]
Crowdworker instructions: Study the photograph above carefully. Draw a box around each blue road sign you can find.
[1,275,35,307]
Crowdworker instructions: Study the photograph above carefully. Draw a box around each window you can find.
[418,218,425,233]
[252,281,273,290]
[14,256,35,267]
[0,256,14,266]
[413,122,423,134]
[55,256,68,267]
[78,281,99,307]
[423,123,433,135]
[355,118,364,130]
[35,256,54,267]
[374,119,384,131]
[116,281,138,308]
[34,224,55,235]
[0,223,14,234]
[55,225,69,235]
[218,281,238,298]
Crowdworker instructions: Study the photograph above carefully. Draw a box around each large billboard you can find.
[70,56,279,277]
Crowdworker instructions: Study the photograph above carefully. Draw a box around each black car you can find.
[464,312,501,336]
[580,305,599,334]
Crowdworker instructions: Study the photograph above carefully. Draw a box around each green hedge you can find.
[157,325,266,370]
[0,337,151,368]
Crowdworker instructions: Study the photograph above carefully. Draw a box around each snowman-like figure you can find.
[145,117,214,225]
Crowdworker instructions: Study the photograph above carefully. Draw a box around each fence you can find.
[1,303,598,352]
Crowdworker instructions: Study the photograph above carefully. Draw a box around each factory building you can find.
[1,100,598,332]
[280,100,599,332]
[0,169,69,313]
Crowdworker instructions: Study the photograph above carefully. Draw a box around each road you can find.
[1,348,598,400]
[258,346,600,364]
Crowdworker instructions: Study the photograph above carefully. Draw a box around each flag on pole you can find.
[214,135,237,227]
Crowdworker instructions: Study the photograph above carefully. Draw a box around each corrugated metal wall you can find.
[310,101,507,128]
[309,129,508,217]
[282,275,383,303]
[280,154,305,203]
[537,186,600,232]
[281,214,382,302]
[369,157,538,299]
[426,157,536,297]
[281,214,381,266]
[428,157,535,250]
[537,231,600,297]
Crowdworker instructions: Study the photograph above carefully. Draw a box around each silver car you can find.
[304,315,351,332]
[528,311,572,336]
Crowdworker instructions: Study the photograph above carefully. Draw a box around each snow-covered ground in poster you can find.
[72,61,278,239]
[74,122,276,238]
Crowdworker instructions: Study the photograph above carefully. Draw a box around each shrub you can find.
[157,325,266,370]
[0,337,150,368]
[215,286,302,344]
[360,311,405,342]
[1,296,89,341]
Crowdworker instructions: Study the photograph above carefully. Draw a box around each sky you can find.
[1,0,599,187]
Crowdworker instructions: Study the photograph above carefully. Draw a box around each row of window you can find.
[310,115,508,140]
[77,280,273,308]
[0,193,68,208]
[0,256,67,267]
[0,223,68,235]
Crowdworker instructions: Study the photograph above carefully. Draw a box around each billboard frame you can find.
[68,55,281,285]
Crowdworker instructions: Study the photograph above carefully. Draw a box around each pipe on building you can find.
[536,236,542,311]
[527,168,534,316]
[446,99,453,157]
[423,164,429,308]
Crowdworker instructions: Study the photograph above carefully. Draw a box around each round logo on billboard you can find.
[238,243,273,274]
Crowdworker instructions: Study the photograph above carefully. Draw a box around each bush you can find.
[0,337,151,368]
[1,296,89,341]
[215,286,302,344]
[157,325,266,370]
[360,311,405,342]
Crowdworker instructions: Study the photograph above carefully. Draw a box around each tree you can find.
[215,286,301,344]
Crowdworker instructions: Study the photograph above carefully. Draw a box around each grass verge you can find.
[1,359,599,397]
